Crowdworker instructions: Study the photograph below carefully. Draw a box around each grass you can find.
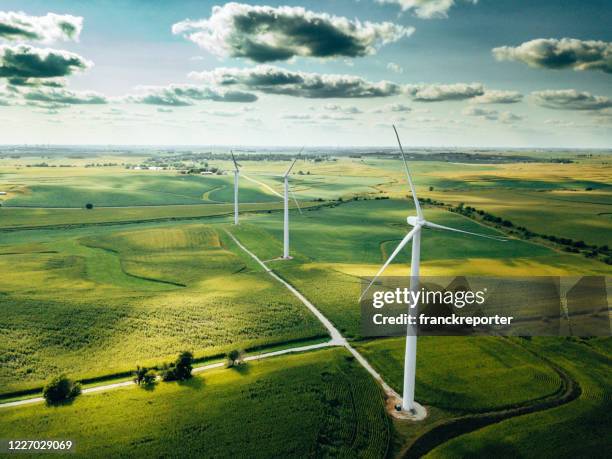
[0,224,326,395]
[0,348,391,459]
[355,337,563,412]
[426,337,611,458]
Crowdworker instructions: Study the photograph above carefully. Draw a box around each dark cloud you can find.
[0,12,82,43]
[23,87,107,105]
[0,45,91,80]
[172,3,412,63]
[493,38,612,74]
[127,84,258,106]
[190,65,401,98]
[531,89,612,111]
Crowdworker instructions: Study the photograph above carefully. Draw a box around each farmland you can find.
[0,150,610,457]
[0,348,391,458]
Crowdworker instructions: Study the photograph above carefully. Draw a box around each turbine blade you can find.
[230,150,239,171]
[392,125,423,219]
[359,228,417,302]
[289,186,303,214]
[423,221,507,241]
[284,158,298,177]
[241,173,283,198]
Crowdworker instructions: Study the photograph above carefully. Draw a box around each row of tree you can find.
[419,197,611,265]
[42,349,246,404]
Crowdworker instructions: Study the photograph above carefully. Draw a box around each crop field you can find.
[0,223,326,394]
[0,348,391,458]
[426,338,611,458]
[0,151,609,457]
[355,337,562,412]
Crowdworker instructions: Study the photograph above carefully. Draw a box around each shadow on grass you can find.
[229,363,250,375]
[177,376,205,390]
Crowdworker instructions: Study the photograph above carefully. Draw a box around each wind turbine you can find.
[360,125,506,413]
[230,151,240,225]
[282,158,298,259]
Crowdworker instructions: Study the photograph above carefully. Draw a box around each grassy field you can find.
[0,348,391,458]
[231,198,608,338]
[426,338,611,458]
[0,152,610,456]
[355,337,562,412]
[0,223,326,394]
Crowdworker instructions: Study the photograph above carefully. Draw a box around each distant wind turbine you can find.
[230,151,240,225]
[360,125,506,413]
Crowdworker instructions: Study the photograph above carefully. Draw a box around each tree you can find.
[134,366,156,386]
[174,351,194,380]
[161,351,194,382]
[85,203,94,210]
[43,375,81,404]
[226,349,244,368]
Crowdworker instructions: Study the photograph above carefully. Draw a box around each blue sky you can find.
[0,0,610,147]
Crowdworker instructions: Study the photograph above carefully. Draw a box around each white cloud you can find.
[470,90,523,104]
[172,3,413,62]
[0,11,83,43]
[407,82,484,101]
[531,89,612,111]
[377,0,478,19]
[190,65,402,98]
[387,62,404,74]
[493,38,612,74]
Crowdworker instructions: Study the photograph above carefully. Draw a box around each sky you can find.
[0,0,610,147]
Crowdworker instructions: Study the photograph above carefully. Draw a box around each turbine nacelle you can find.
[407,216,424,227]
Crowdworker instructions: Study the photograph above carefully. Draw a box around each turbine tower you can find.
[360,125,506,413]
[282,158,298,259]
[230,151,240,225]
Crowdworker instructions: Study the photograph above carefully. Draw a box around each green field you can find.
[0,152,610,457]
[0,348,391,458]
[0,223,326,394]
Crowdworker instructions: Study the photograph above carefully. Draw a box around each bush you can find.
[226,349,244,368]
[43,375,81,404]
[85,203,94,209]
[161,351,194,382]
[134,366,156,386]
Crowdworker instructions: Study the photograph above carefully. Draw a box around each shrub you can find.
[161,351,194,382]
[85,203,94,209]
[43,375,81,404]
[226,349,244,368]
[134,366,156,386]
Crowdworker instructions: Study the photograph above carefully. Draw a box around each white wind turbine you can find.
[360,125,506,413]
[238,154,303,259]
[230,151,240,225]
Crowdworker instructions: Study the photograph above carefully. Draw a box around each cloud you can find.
[493,38,612,74]
[407,82,484,101]
[0,11,82,43]
[377,0,478,19]
[22,87,107,105]
[462,105,499,120]
[282,114,312,120]
[373,103,411,113]
[0,45,91,82]
[387,62,403,74]
[172,3,413,63]
[531,89,612,111]
[470,90,523,104]
[462,106,522,123]
[126,84,258,106]
[323,103,362,114]
[190,65,402,98]
[157,107,173,113]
